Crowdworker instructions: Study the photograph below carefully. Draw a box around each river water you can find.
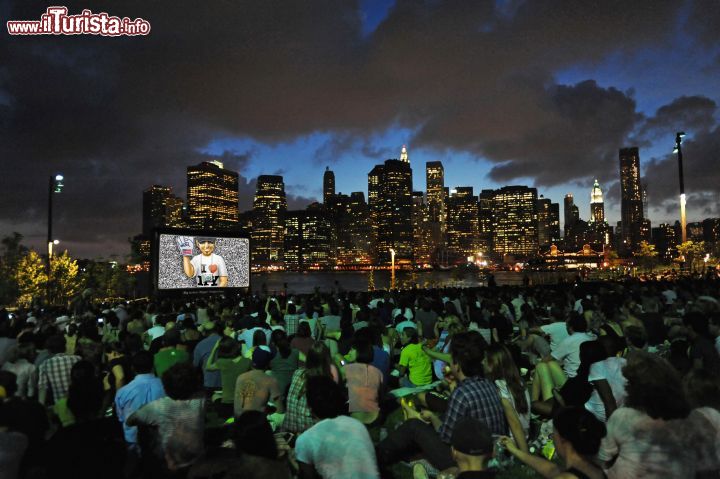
[249,270,579,295]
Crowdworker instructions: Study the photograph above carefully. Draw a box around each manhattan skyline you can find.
[2,0,719,258]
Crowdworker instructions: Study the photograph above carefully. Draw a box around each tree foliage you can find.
[635,240,659,272]
[48,251,83,306]
[677,241,707,273]
[16,250,48,308]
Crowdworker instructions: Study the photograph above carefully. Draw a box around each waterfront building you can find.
[619,147,646,254]
[446,187,479,263]
[537,196,560,249]
[323,166,335,205]
[187,160,239,230]
[492,186,538,258]
[252,175,287,267]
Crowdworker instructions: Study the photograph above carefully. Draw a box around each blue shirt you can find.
[371,346,391,384]
[193,334,222,388]
[115,374,166,445]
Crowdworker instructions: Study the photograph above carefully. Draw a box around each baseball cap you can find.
[451,417,493,456]
[252,345,274,369]
[196,237,216,244]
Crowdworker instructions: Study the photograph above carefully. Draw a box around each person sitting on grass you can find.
[234,346,284,416]
[295,376,379,479]
[206,336,251,418]
[377,331,506,473]
[398,327,432,388]
[500,407,607,479]
[413,417,498,479]
[531,314,595,408]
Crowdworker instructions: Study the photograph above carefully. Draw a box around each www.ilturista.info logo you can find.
[7,6,151,36]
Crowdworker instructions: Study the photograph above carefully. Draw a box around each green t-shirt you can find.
[399,342,432,386]
[215,357,251,403]
[154,348,190,378]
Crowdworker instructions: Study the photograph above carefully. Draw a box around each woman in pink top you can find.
[343,337,383,425]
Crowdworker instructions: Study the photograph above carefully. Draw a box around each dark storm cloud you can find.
[640,96,717,139]
[2,0,712,257]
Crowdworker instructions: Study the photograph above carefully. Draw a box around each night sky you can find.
[2,0,719,259]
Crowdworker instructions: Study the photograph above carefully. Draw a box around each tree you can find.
[676,241,706,274]
[48,251,83,306]
[635,241,659,272]
[16,251,48,308]
[0,232,29,305]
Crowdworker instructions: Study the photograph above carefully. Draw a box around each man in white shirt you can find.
[532,313,595,402]
[295,376,379,479]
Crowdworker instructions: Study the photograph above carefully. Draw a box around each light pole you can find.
[47,174,64,302]
[673,132,686,243]
[389,248,396,290]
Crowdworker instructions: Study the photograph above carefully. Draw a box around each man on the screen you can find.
[177,236,228,287]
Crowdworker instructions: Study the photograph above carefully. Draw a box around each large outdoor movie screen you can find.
[157,233,250,290]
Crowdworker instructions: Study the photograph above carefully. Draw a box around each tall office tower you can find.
[284,208,334,270]
[537,196,561,249]
[347,192,372,265]
[446,187,480,263]
[186,160,239,230]
[142,185,171,236]
[425,161,446,259]
[619,147,645,253]
[590,179,605,223]
[323,166,335,205]
[426,161,445,222]
[412,192,433,265]
[563,194,580,237]
[252,175,287,267]
[400,144,409,163]
[492,186,539,257]
[369,152,414,264]
[652,223,680,261]
[478,189,495,254]
[367,164,385,261]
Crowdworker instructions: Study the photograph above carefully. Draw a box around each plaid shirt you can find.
[282,369,316,433]
[38,353,81,403]
[438,376,507,444]
[284,314,301,337]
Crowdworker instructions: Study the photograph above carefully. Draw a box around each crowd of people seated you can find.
[1,276,720,479]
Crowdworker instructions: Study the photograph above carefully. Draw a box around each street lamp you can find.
[389,248,396,290]
[47,174,64,303]
[673,132,686,243]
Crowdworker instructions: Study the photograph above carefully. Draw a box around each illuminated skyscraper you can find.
[284,208,334,270]
[590,179,605,223]
[478,189,494,254]
[492,186,538,257]
[412,192,433,265]
[368,148,413,264]
[142,185,171,236]
[537,196,560,249]
[323,166,335,205]
[425,161,446,259]
[187,160,239,229]
[619,147,645,253]
[651,223,680,261]
[367,164,384,259]
[252,175,287,267]
[446,187,479,263]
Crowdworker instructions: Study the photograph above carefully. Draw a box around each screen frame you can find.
[152,227,251,297]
